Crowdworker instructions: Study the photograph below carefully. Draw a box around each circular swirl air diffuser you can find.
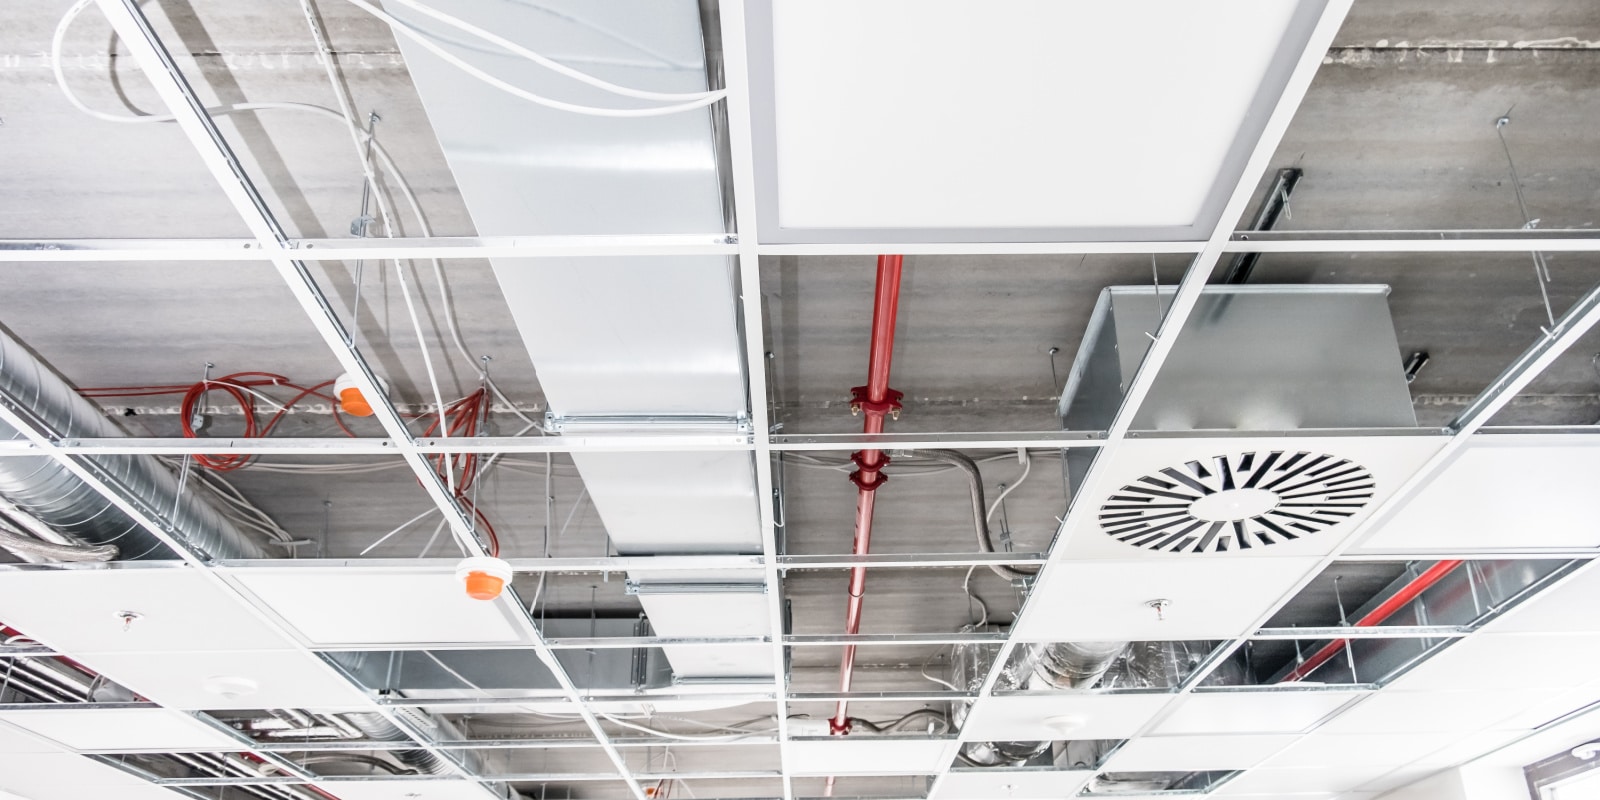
[1099,451,1375,554]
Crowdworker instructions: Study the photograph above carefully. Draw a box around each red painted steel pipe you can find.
[830,255,905,736]
[1279,560,1464,682]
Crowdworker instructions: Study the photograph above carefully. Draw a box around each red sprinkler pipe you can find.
[830,255,905,736]
[1279,560,1464,683]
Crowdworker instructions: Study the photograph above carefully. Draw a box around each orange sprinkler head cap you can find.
[455,556,513,601]
[338,386,375,417]
[332,372,388,418]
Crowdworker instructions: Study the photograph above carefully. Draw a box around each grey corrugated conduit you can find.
[921,450,1041,581]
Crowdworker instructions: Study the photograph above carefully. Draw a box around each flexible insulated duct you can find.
[0,326,269,561]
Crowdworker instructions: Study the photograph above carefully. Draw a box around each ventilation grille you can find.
[1099,451,1375,554]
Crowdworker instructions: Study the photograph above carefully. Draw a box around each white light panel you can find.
[788,739,951,775]
[0,708,242,752]
[1384,633,1600,692]
[763,0,1302,235]
[315,781,502,800]
[1218,766,1398,795]
[1155,690,1366,735]
[959,693,1170,741]
[1012,557,1323,641]
[1315,689,1569,735]
[231,568,522,646]
[0,568,295,653]
[1266,732,1460,769]
[73,649,372,710]
[1359,434,1600,552]
[1103,734,1296,771]
[931,769,1093,800]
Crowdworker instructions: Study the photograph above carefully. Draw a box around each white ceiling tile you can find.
[231,569,524,646]
[1266,732,1460,768]
[1492,685,1600,731]
[315,781,502,800]
[1155,691,1366,735]
[1103,734,1296,771]
[1386,633,1600,692]
[72,649,372,710]
[0,708,243,752]
[0,721,63,754]
[960,693,1171,741]
[1055,436,1446,561]
[1219,766,1396,794]
[0,568,294,653]
[789,739,951,776]
[1359,435,1600,552]
[1356,766,1445,794]
[0,752,171,793]
[1013,557,1323,641]
[931,769,1093,800]
[1412,729,1527,770]
[1315,689,1568,735]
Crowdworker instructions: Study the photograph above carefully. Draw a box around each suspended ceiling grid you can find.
[0,0,1597,799]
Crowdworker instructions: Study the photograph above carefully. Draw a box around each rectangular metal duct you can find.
[1059,285,1414,490]
[1062,285,1416,432]
[390,0,769,679]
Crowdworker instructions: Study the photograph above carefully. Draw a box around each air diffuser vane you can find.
[1099,451,1375,554]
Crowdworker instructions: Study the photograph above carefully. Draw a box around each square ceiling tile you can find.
[960,693,1171,741]
[0,722,62,754]
[1103,734,1296,771]
[316,780,504,800]
[1384,633,1600,692]
[1315,689,1568,735]
[0,708,243,752]
[789,739,951,776]
[1155,691,1366,735]
[1358,435,1600,552]
[1055,436,1446,561]
[73,649,372,710]
[750,0,1327,242]
[1266,732,1460,768]
[230,568,523,646]
[0,568,295,653]
[1013,557,1323,642]
[0,752,177,794]
[932,769,1093,800]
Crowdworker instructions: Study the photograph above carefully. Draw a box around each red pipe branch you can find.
[830,255,905,735]
[1279,560,1464,683]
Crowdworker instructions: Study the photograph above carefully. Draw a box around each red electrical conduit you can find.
[830,255,906,737]
[1278,560,1464,683]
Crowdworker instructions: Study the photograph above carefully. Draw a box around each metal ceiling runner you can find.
[0,1,1599,800]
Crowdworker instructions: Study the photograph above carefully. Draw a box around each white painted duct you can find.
[390,0,770,680]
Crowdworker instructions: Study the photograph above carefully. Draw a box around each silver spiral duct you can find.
[1030,641,1128,690]
[341,712,455,776]
[0,326,268,560]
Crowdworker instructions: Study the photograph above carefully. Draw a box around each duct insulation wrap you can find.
[0,326,268,561]
[391,1,769,680]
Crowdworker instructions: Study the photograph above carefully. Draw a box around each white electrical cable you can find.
[338,0,723,117]
[984,451,1033,524]
[598,713,774,742]
[375,0,718,102]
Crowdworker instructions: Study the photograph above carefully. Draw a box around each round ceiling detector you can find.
[1099,451,1375,554]
[202,675,260,700]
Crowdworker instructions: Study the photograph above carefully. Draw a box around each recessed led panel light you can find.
[749,0,1326,243]
[0,708,243,752]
